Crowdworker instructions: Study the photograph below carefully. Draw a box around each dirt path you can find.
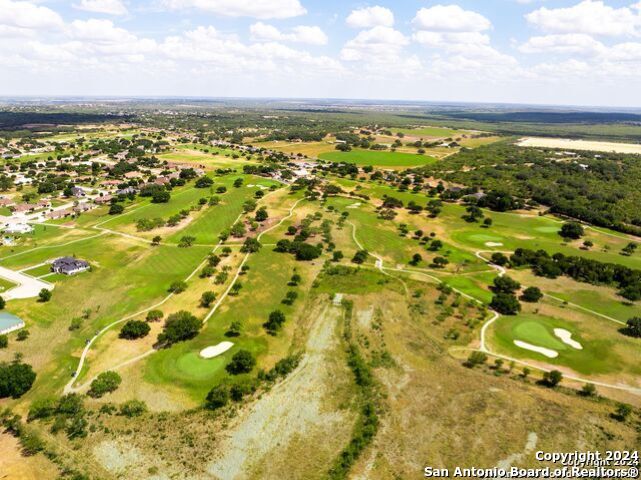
[208,302,344,480]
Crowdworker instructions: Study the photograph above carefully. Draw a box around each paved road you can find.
[0,265,53,300]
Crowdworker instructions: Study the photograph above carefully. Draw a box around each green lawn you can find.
[319,149,438,167]
[0,233,212,401]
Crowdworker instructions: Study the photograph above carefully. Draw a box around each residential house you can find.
[70,187,86,197]
[47,209,73,220]
[12,204,36,214]
[94,195,113,205]
[51,257,90,275]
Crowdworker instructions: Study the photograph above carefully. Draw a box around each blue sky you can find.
[1,0,641,106]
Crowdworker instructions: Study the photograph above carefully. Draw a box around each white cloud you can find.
[519,33,605,54]
[250,22,328,45]
[345,6,394,28]
[526,0,641,37]
[0,0,64,31]
[161,0,306,19]
[68,19,135,43]
[340,25,408,61]
[413,31,490,49]
[412,5,491,33]
[74,0,128,16]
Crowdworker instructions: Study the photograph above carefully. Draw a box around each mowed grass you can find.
[96,174,277,244]
[168,177,280,244]
[490,310,641,376]
[0,233,211,402]
[319,149,437,167]
[143,247,316,402]
[257,140,336,158]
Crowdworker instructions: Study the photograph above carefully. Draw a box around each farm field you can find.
[319,149,438,167]
[518,137,641,154]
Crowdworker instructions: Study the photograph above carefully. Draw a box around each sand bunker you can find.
[346,202,362,209]
[514,340,558,358]
[200,341,234,359]
[554,328,583,350]
[485,242,504,247]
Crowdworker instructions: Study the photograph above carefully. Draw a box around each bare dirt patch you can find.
[208,301,354,480]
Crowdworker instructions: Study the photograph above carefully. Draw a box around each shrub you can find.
[119,320,150,340]
[88,371,122,398]
[157,311,201,346]
[0,335,7,349]
[0,296,5,310]
[226,350,256,375]
[119,400,147,417]
[200,291,217,308]
[205,385,229,410]
[464,351,487,368]
[38,288,52,302]
[542,370,563,387]
[146,310,163,322]
[168,280,187,293]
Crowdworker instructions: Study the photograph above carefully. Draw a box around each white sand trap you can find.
[485,242,503,247]
[554,328,583,350]
[200,341,234,359]
[514,340,558,358]
[346,202,361,209]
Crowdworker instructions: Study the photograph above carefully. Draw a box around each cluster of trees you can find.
[510,248,641,301]
[274,239,322,261]
[421,142,641,236]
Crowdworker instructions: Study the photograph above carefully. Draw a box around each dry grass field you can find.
[518,137,641,154]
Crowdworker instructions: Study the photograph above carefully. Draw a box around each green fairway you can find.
[143,246,312,401]
[319,149,437,167]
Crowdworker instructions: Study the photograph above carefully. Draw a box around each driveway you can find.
[0,266,53,300]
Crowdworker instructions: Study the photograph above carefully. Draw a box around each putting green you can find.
[534,226,560,233]
[490,313,620,374]
[466,233,505,243]
[512,321,567,351]
[175,351,227,380]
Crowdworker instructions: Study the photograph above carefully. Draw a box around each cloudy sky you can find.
[1,0,641,106]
